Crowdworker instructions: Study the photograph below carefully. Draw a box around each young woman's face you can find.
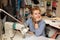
[31,10,42,22]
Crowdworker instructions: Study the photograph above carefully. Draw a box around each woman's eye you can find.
[34,13,40,15]
[35,13,37,15]
[39,13,40,14]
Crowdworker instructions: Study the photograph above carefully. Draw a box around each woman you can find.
[26,6,46,37]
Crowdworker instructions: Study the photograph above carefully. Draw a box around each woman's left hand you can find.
[34,23,38,29]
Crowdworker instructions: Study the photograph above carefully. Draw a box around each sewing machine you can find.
[5,22,29,36]
[0,9,29,40]
[0,9,29,35]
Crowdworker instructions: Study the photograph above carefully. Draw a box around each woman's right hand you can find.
[28,31,34,35]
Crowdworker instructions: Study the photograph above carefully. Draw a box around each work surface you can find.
[2,31,55,40]
[43,17,60,29]
[12,32,55,40]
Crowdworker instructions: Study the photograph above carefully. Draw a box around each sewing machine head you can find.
[18,23,29,35]
[4,22,29,37]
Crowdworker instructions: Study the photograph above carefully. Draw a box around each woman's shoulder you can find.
[26,18,32,22]
[25,18,32,24]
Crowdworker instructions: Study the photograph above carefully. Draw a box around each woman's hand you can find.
[56,30,60,34]
[49,39,55,40]
[34,23,38,29]
[18,18,24,23]
[28,31,34,35]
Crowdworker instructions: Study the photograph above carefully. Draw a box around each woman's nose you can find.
[37,14,40,16]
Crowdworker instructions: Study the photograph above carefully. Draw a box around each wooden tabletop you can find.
[43,17,60,29]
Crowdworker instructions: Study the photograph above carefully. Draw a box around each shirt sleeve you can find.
[25,19,30,26]
[35,21,46,36]
[25,18,35,32]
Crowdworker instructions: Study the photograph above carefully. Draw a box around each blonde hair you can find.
[31,6,41,14]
